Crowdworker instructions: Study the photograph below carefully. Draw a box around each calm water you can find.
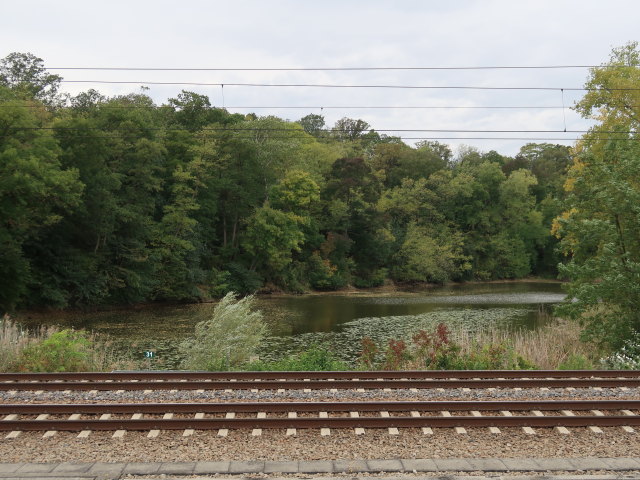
[15,281,566,367]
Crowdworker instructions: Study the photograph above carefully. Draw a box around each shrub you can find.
[17,329,92,372]
[179,292,266,370]
[1,315,53,371]
[1,315,138,372]
[600,332,640,369]
[247,344,349,371]
[381,339,410,370]
[356,323,535,371]
[358,336,378,370]
[558,354,595,370]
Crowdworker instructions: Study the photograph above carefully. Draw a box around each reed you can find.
[452,319,598,370]
[0,315,56,371]
[0,315,137,372]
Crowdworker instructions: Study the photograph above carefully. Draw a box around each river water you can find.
[15,281,565,368]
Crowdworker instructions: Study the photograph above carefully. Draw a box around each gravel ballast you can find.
[1,387,638,464]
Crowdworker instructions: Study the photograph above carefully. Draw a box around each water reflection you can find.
[15,282,565,368]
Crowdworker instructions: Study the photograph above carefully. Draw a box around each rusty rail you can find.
[1,399,640,415]
[2,377,640,391]
[1,370,638,381]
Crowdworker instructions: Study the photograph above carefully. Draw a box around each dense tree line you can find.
[0,53,571,312]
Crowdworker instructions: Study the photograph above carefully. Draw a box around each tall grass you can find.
[0,315,137,372]
[453,319,599,370]
[0,315,56,371]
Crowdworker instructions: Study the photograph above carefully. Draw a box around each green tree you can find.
[393,223,470,283]
[0,88,82,311]
[242,206,307,274]
[331,117,370,142]
[554,42,640,347]
[297,113,325,137]
[0,52,62,105]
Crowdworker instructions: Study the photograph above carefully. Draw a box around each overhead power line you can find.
[60,80,640,91]
[7,126,611,133]
[3,132,635,142]
[48,65,640,71]
[0,104,579,110]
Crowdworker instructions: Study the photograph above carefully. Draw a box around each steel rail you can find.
[1,400,639,415]
[1,370,638,382]
[2,378,640,391]
[1,415,639,432]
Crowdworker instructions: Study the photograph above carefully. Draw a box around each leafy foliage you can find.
[599,332,640,369]
[0,51,575,313]
[179,292,266,370]
[16,329,92,372]
[357,323,533,371]
[247,344,349,371]
[554,42,640,347]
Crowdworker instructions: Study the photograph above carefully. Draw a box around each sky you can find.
[2,0,639,156]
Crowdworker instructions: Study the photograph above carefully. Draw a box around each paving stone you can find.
[51,462,94,474]
[87,462,126,477]
[0,477,90,480]
[333,459,368,473]
[0,463,24,474]
[500,458,543,471]
[433,458,476,471]
[15,463,57,473]
[228,460,265,473]
[122,462,162,474]
[555,477,632,480]
[601,457,640,470]
[193,461,230,474]
[158,462,196,474]
[567,457,612,471]
[298,460,333,473]
[400,458,438,472]
[366,459,404,472]
[534,458,580,471]
[263,461,299,473]
[465,458,509,471]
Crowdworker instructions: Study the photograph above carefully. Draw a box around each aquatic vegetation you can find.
[257,307,528,365]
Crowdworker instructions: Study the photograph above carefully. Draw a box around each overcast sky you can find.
[2,0,639,155]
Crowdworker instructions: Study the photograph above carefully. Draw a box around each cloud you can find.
[1,0,636,154]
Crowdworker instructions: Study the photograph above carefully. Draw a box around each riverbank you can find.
[7,281,569,371]
[11,278,565,317]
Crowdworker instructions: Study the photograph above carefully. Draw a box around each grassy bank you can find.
[0,315,135,372]
[245,319,602,372]
[0,313,608,373]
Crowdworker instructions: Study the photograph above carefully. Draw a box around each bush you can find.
[1,316,53,371]
[357,323,534,370]
[558,354,595,370]
[17,329,92,372]
[353,268,388,288]
[307,252,346,290]
[600,332,640,369]
[1,315,139,372]
[247,344,349,371]
[179,292,266,370]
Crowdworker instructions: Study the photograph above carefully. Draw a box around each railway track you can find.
[2,371,638,437]
[2,370,640,391]
[1,399,639,435]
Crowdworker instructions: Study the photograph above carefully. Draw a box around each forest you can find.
[1,45,639,349]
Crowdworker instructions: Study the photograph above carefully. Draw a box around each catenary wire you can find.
[0,104,580,109]
[1,134,624,141]
[5,126,632,134]
[47,65,640,71]
[58,80,640,91]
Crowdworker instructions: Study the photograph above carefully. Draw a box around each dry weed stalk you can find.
[451,319,592,369]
